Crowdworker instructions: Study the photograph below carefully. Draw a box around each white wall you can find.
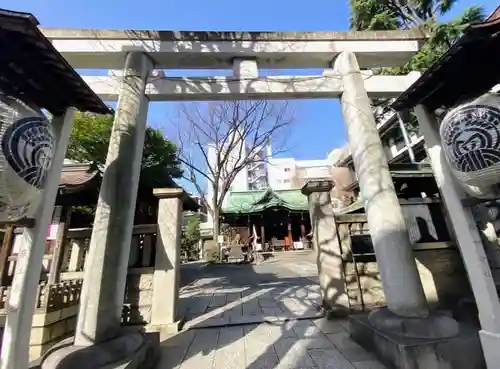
[231,166,249,191]
[268,157,296,189]
[297,162,331,179]
[267,158,333,190]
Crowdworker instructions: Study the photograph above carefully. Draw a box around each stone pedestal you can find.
[350,314,484,369]
[333,51,466,369]
[150,188,184,333]
[39,333,159,369]
[302,180,349,316]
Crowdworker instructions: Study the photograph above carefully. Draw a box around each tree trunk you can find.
[212,201,221,261]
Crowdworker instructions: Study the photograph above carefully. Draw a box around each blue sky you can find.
[2,0,498,162]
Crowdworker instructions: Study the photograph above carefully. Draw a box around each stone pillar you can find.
[150,188,183,332]
[48,207,72,284]
[287,213,293,248]
[333,51,429,318]
[414,104,500,369]
[74,52,153,346]
[335,53,468,369]
[68,239,84,272]
[302,180,349,315]
[0,108,76,369]
[247,216,252,246]
[300,216,306,241]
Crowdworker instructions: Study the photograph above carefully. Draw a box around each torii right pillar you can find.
[334,51,483,369]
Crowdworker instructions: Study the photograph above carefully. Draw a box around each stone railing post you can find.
[150,188,184,332]
[301,180,349,316]
[48,207,72,284]
[68,239,84,272]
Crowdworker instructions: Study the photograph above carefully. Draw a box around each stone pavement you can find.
[179,259,323,329]
[156,318,387,369]
[180,274,323,328]
[158,257,388,369]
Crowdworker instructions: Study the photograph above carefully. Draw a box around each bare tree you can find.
[173,100,293,246]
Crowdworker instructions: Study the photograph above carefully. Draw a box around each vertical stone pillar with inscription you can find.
[302,180,349,315]
[150,188,184,332]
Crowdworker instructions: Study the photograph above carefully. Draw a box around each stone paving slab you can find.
[163,261,388,369]
[181,280,324,329]
[156,318,388,369]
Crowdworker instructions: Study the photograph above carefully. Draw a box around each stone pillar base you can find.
[38,333,159,369]
[349,312,484,369]
[368,307,459,339]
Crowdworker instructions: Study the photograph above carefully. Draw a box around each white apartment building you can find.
[267,158,333,190]
[247,147,269,191]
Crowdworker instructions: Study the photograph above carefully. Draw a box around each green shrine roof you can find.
[222,188,309,214]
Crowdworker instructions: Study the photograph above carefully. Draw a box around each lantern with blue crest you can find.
[0,93,55,221]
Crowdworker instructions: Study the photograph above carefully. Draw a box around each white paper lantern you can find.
[0,94,55,221]
[440,93,500,194]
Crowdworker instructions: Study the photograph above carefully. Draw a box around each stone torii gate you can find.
[6,26,463,369]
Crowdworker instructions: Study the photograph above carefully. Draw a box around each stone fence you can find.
[0,187,186,361]
[0,223,156,360]
[335,201,473,315]
[302,180,474,320]
[0,279,83,359]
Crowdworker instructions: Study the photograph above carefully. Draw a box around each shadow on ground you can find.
[156,261,387,369]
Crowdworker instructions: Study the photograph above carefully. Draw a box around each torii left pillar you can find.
[42,52,159,369]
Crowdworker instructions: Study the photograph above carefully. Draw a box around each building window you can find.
[284,167,291,172]
[284,179,290,183]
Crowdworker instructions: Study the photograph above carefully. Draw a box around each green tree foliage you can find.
[349,0,486,73]
[181,215,201,261]
[350,0,486,131]
[67,113,183,188]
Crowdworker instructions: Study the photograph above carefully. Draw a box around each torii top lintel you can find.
[41,28,427,70]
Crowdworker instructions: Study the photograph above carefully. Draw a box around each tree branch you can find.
[171,100,294,231]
